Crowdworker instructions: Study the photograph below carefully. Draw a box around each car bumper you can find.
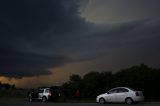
[96,97,100,103]
[133,96,144,102]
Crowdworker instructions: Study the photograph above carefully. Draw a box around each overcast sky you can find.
[0,0,160,88]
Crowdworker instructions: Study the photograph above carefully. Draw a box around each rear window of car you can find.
[128,87,136,91]
[45,89,50,93]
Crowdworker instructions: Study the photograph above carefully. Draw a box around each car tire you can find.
[125,97,133,104]
[42,96,47,102]
[99,98,105,104]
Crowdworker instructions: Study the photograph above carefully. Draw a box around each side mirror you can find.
[107,92,110,94]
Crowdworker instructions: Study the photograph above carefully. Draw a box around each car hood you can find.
[97,93,108,97]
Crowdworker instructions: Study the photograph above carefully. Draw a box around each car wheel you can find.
[99,98,105,104]
[125,98,133,104]
[42,96,47,102]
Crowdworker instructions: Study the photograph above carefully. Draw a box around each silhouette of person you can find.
[75,90,80,100]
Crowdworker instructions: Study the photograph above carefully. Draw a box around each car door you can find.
[115,88,129,102]
[38,89,44,100]
[106,88,118,102]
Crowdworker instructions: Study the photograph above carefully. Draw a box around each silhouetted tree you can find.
[62,74,83,98]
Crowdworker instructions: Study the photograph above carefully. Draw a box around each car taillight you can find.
[135,91,140,96]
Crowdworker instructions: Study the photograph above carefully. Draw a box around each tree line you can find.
[61,64,160,101]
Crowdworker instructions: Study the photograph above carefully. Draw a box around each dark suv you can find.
[28,86,61,102]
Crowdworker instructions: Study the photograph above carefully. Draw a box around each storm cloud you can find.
[0,0,160,79]
[0,46,71,78]
[0,0,88,78]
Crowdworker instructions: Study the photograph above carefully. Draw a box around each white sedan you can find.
[96,87,144,104]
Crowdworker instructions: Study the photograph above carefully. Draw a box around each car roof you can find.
[110,87,130,90]
[38,87,50,90]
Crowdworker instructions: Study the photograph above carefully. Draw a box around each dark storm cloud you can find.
[0,0,89,78]
[0,0,91,53]
[0,0,88,35]
[0,46,71,78]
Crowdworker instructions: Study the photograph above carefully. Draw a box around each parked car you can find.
[96,87,144,104]
[28,87,61,102]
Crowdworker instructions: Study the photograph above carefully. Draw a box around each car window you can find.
[108,88,118,94]
[38,89,44,93]
[45,89,50,93]
[117,88,129,93]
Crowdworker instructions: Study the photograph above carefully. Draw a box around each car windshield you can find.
[108,88,118,94]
